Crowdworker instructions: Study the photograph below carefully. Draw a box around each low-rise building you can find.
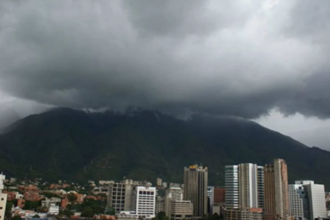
[223,208,263,220]
[170,200,193,220]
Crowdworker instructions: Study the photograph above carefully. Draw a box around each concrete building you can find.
[238,164,264,209]
[214,187,225,204]
[132,186,156,218]
[257,166,264,209]
[156,196,165,215]
[170,200,193,220]
[208,186,214,214]
[183,164,208,217]
[107,179,135,213]
[164,187,184,217]
[0,174,7,220]
[303,181,327,220]
[223,208,263,220]
[48,204,59,215]
[41,197,61,209]
[157,178,163,187]
[225,164,264,210]
[264,159,289,220]
[289,183,309,220]
[225,165,239,209]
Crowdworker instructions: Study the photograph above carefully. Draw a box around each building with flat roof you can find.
[170,200,193,220]
[264,159,289,220]
[224,208,263,220]
[132,186,156,218]
[183,165,208,217]
[289,184,309,220]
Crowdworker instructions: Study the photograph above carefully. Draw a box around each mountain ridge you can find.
[0,108,329,188]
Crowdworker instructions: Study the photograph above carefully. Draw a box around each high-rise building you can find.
[303,181,327,220]
[183,164,208,217]
[257,166,264,209]
[225,165,239,209]
[164,187,184,217]
[264,159,289,220]
[289,183,310,220]
[132,186,156,218]
[225,164,264,210]
[208,186,214,214]
[0,174,7,220]
[107,179,135,213]
[238,163,259,209]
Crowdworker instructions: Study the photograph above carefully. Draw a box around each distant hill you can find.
[0,108,329,188]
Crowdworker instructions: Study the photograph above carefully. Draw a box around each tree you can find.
[67,193,77,204]
[32,214,40,218]
[105,206,115,215]
[64,209,74,217]
[5,201,13,217]
[81,207,94,218]
[12,215,22,220]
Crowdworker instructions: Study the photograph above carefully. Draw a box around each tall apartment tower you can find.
[225,165,239,209]
[183,164,208,217]
[225,164,264,210]
[264,159,289,220]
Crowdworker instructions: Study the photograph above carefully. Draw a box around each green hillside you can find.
[0,108,329,188]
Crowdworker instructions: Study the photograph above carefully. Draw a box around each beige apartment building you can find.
[264,159,289,220]
[170,200,193,220]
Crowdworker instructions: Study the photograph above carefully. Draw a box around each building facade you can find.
[225,164,264,210]
[304,181,327,220]
[223,208,263,220]
[289,183,309,220]
[0,174,7,220]
[208,186,215,214]
[156,196,165,215]
[264,159,289,220]
[164,187,184,217]
[183,165,208,217]
[214,187,225,204]
[170,200,193,220]
[225,165,239,209]
[132,186,156,218]
[107,179,135,213]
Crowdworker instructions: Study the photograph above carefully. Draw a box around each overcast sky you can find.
[1,0,330,149]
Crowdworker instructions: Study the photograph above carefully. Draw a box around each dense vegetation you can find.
[0,108,330,188]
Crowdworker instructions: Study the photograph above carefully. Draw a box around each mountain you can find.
[0,108,329,188]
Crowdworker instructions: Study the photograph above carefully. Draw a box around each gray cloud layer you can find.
[0,0,329,118]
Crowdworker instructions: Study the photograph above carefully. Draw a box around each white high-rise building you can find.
[304,181,327,220]
[132,186,156,218]
[289,184,309,220]
[0,174,7,220]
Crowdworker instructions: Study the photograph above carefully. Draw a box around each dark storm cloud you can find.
[0,0,330,118]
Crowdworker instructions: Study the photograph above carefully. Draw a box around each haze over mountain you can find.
[0,108,330,189]
[0,107,20,131]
